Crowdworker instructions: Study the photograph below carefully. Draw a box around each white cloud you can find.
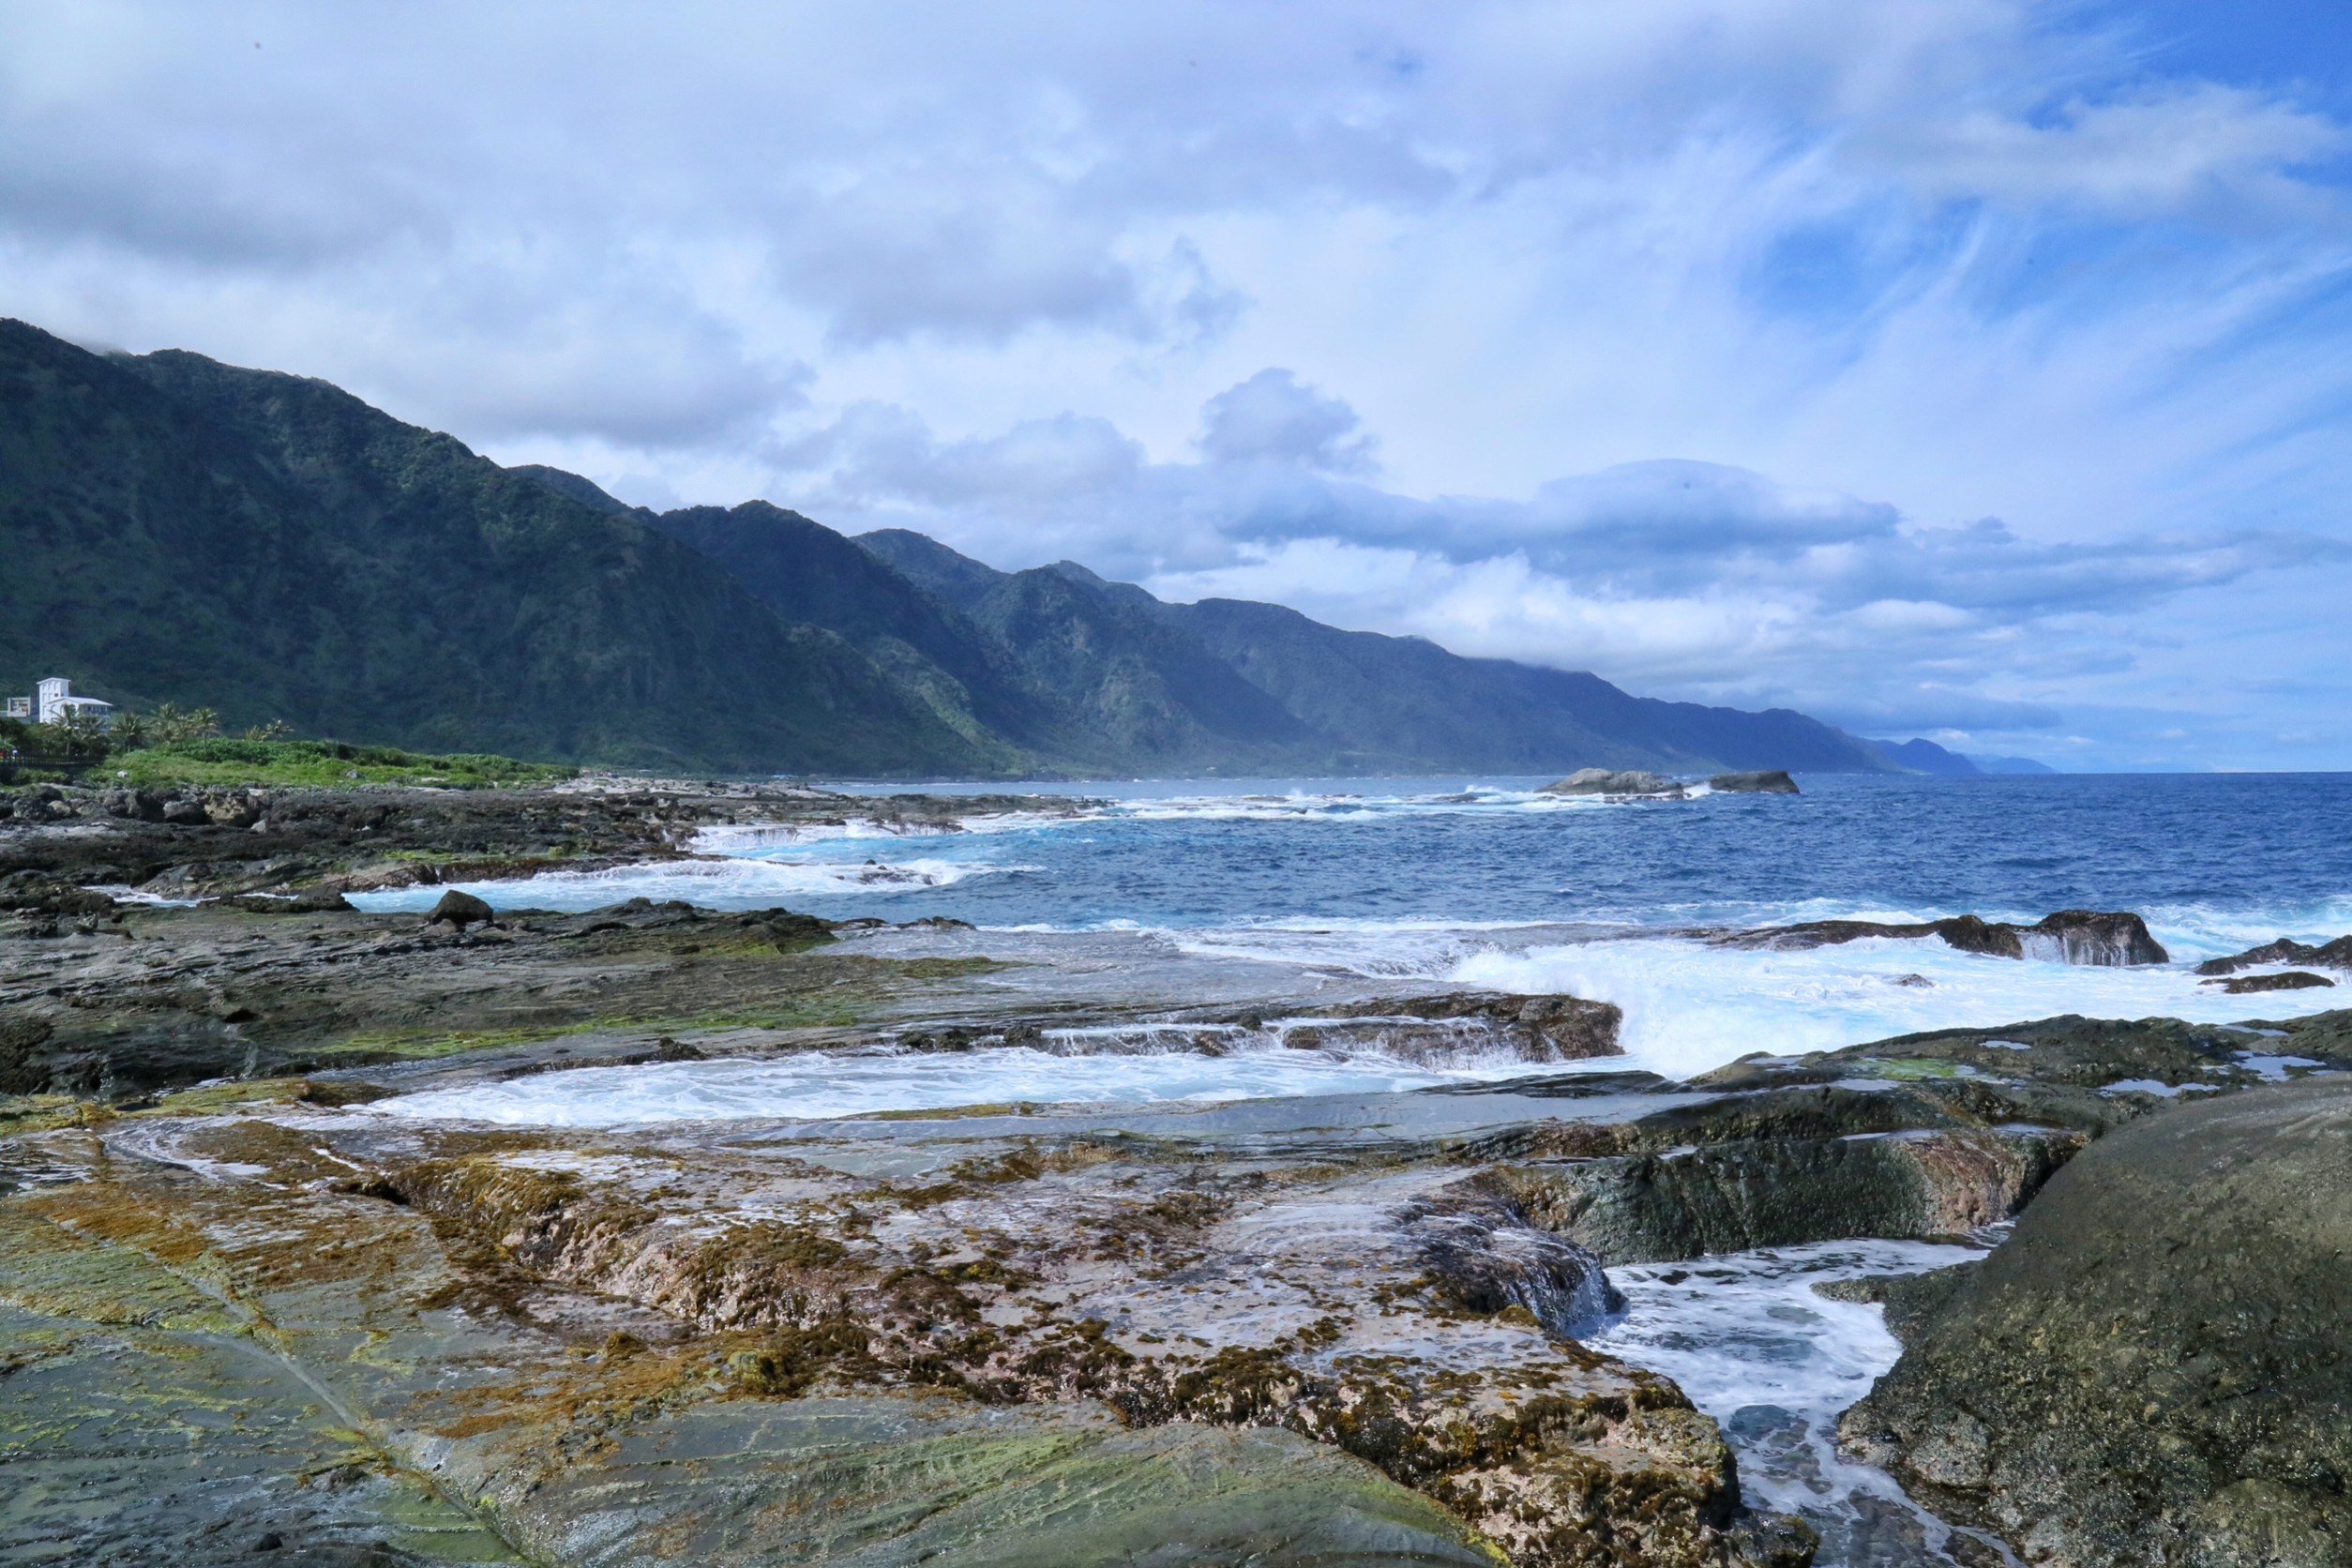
[1873,83,2348,219]
[2,0,2348,765]
[1197,369,1379,474]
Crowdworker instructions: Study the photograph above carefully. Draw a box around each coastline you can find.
[6,773,2351,1566]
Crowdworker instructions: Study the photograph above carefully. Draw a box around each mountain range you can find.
[2,317,1903,778]
[1872,738,2057,776]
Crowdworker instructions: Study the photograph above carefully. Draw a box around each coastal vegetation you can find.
[2,707,567,789]
[108,737,571,789]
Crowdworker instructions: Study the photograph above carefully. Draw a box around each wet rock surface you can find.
[9,780,2352,1564]
[8,996,2345,1564]
[1717,911,2169,966]
[1210,992,1625,1063]
[1840,1075,2352,1567]
[2,1090,1793,1565]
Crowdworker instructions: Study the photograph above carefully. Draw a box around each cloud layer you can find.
[4,0,2348,767]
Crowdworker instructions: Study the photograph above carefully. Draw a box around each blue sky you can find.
[4,1,2348,769]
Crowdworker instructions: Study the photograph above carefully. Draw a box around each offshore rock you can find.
[1839,1077,2352,1567]
[2202,970,2334,994]
[1541,769,1686,798]
[1720,909,2169,966]
[1707,771,1800,794]
[2195,935,2352,975]
[2019,909,2172,966]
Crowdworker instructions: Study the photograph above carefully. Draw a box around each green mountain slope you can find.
[856,529,1892,776]
[644,502,1052,771]
[1172,597,1885,773]
[0,320,996,775]
[3,316,1893,778]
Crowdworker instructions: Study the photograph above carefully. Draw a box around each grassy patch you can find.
[304,1027,577,1063]
[106,737,573,790]
[1848,1056,1968,1080]
[0,1094,114,1138]
[142,1078,387,1115]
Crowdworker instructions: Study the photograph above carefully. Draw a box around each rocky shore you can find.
[5,779,2350,1566]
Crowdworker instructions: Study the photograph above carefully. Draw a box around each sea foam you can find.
[369,1044,1538,1127]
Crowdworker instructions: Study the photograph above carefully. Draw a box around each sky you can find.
[4,2,2349,771]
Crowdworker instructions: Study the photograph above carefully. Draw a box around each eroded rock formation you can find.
[1719,910,2170,966]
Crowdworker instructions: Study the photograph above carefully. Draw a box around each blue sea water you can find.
[357,773,2352,1083]
[789,771,2352,936]
[351,775,2350,1566]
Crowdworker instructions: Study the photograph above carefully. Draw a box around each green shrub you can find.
[113,737,573,789]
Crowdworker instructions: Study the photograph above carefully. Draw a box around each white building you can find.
[32,677,113,728]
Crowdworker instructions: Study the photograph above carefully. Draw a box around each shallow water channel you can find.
[1589,1237,2020,1567]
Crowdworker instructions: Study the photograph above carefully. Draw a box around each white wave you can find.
[1174,920,1564,979]
[1449,935,2344,1079]
[369,1044,1533,1127]
[2133,895,2352,961]
[1096,785,1659,823]
[689,811,1059,854]
[345,853,1007,913]
[83,884,203,907]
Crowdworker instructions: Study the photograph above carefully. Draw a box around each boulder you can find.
[1406,1182,1625,1335]
[1839,1078,2352,1567]
[1708,770,1800,794]
[161,797,208,825]
[1540,768,1685,798]
[426,889,495,927]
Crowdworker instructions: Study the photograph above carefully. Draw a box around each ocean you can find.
[358,771,2352,1108]
[346,771,2350,1564]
